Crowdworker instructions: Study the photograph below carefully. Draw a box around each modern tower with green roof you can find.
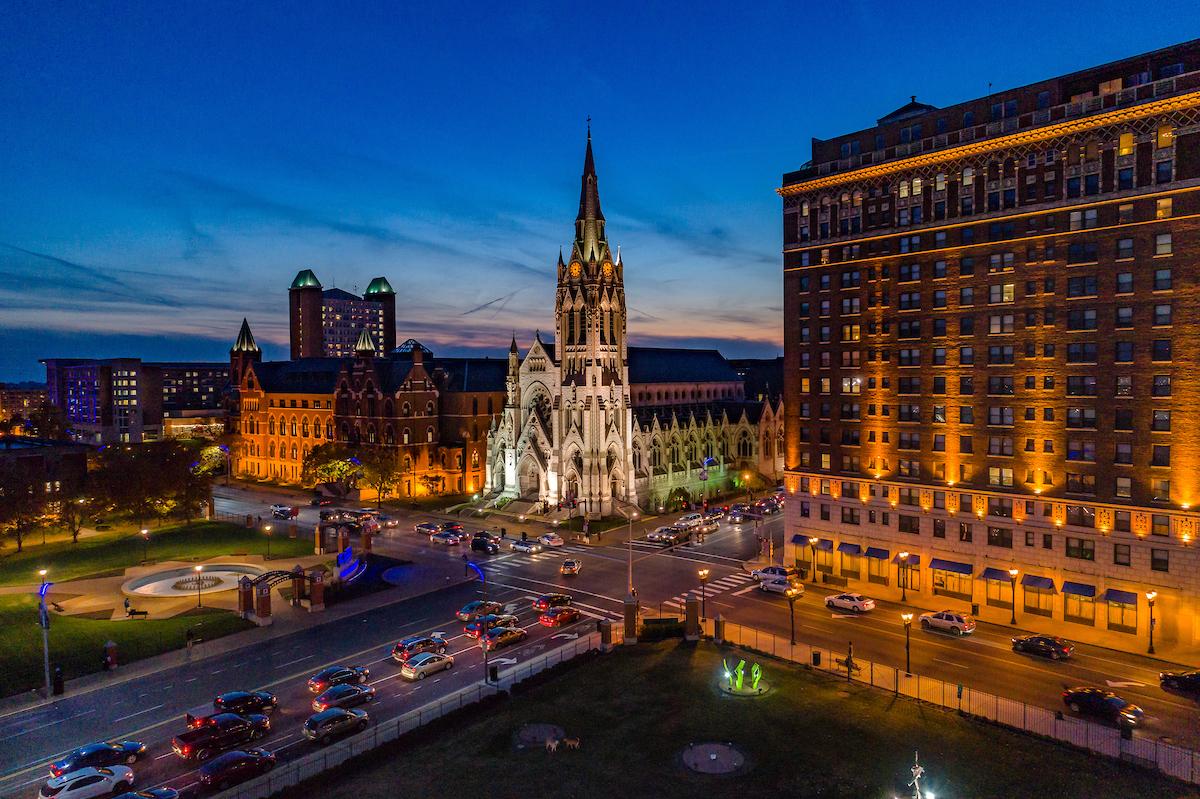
[288,269,396,359]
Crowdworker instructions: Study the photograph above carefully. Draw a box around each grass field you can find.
[284,641,1199,799]
[0,594,253,696]
[0,520,313,586]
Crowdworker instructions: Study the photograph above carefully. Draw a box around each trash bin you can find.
[488,665,499,683]
[811,651,821,667]
[971,603,980,616]
[52,666,64,696]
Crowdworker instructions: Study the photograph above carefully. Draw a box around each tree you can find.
[25,402,69,440]
[57,493,89,544]
[90,441,211,528]
[302,443,358,488]
[357,446,406,508]
[0,459,46,552]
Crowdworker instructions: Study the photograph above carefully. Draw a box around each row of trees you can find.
[301,443,409,507]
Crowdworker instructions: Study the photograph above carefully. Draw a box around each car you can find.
[49,741,147,777]
[755,499,782,515]
[483,626,528,651]
[676,512,704,529]
[760,578,804,597]
[213,690,278,716]
[456,600,504,621]
[750,565,800,582]
[560,558,581,576]
[430,530,461,545]
[310,496,333,506]
[311,683,375,712]
[471,534,499,554]
[39,767,134,799]
[171,713,270,761]
[1160,669,1200,693]
[539,606,582,627]
[307,665,369,693]
[1061,687,1144,728]
[702,507,726,521]
[391,634,448,662]
[465,613,520,638]
[319,509,344,522]
[112,789,179,799]
[538,533,565,547]
[303,708,369,745]
[696,519,719,535]
[197,748,276,790]
[646,525,680,543]
[1011,634,1074,660]
[270,504,296,519]
[511,539,543,554]
[728,507,758,523]
[918,610,976,636]
[414,521,442,535]
[377,515,399,528]
[824,593,876,612]
[400,652,454,680]
[532,593,572,611]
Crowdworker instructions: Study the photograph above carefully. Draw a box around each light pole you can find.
[38,569,51,698]
[1147,591,1157,654]
[465,561,489,683]
[140,529,149,564]
[1008,568,1019,625]
[787,591,798,645]
[264,524,272,561]
[194,565,204,609]
[626,509,639,596]
[898,551,909,602]
[698,568,710,620]
[808,536,819,585]
[901,612,913,676]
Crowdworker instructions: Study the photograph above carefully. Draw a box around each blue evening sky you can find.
[1,1,1195,380]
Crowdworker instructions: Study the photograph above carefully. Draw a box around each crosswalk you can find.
[479,544,591,574]
[661,571,754,610]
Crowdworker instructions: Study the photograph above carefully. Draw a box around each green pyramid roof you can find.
[291,269,322,289]
[364,276,395,295]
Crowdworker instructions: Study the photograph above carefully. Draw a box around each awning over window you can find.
[1104,588,1138,605]
[929,558,972,575]
[837,542,862,555]
[865,547,889,560]
[815,538,834,551]
[1021,574,1056,591]
[980,567,1011,581]
[892,553,920,566]
[1062,581,1096,598]
[790,534,807,545]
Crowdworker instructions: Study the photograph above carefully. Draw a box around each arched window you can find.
[385,426,395,445]
[301,418,309,437]
[367,424,376,444]
[471,450,479,468]
[290,419,297,436]
[268,417,275,435]
[403,428,411,444]
[402,402,411,416]
[426,401,435,416]
[426,426,434,443]
[268,441,275,458]
[291,444,298,460]
[326,421,334,440]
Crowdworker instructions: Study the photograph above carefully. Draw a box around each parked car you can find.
[483,626,528,651]
[918,610,976,636]
[760,578,803,597]
[303,708,368,745]
[400,652,454,680]
[560,558,581,576]
[113,789,178,799]
[456,600,503,621]
[430,530,461,545]
[319,509,343,522]
[646,525,680,543]
[676,512,704,529]
[39,767,133,799]
[1160,669,1200,693]
[1011,634,1074,660]
[538,533,565,547]
[311,683,375,712]
[414,522,442,535]
[465,613,520,638]
[197,748,276,790]
[170,713,269,761]
[307,665,369,693]
[213,690,278,716]
[750,565,800,582]
[511,539,543,554]
[532,593,572,611]
[539,606,582,627]
[1062,687,1144,727]
[49,741,146,777]
[824,593,876,613]
[471,533,499,554]
[392,634,448,663]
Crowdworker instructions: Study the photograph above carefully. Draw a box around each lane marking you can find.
[731,585,757,597]
[275,655,315,669]
[113,704,164,724]
[3,709,95,740]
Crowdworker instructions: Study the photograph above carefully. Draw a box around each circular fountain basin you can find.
[123,564,265,597]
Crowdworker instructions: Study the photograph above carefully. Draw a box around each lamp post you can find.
[1008,568,1019,625]
[38,569,51,698]
[698,568,710,620]
[787,591,798,645]
[264,524,273,561]
[808,536,819,585]
[464,561,489,683]
[898,551,909,603]
[626,510,639,596]
[194,565,204,608]
[1147,591,1157,654]
[140,528,149,564]
[901,612,913,676]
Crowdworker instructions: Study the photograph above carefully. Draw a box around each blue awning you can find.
[837,542,862,555]
[790,534,807,545]
[815,538,834,551]
[980,567,1011,581]
[892,553,920,566]
[1022,574,1056,591]
[865,547,889,560]
[1104,588,1138,605]
[1062,581,1096,598]
[929,558,972,575]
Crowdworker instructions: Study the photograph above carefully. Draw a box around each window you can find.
[987,527,1012,548]
[1114,544,1131,566]
[1154,268,1173,290]
[1151,549,1169,573]
[1156,124,1175,149]
[1156,233,1173,256]
[1066,537,1094,561]
[898,515,920,534]
[1152,340,1172,361]
[1157,198,1173,219]
[1152,409,1171,431]
[1118,132,1134,156]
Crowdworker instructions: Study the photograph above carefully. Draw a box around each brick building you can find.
[0,381,48,421]
[781,40,1200,651]
[288,270,396,359]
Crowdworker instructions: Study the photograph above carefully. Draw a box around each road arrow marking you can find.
[490,657,518,665]
[1105,680,1146,688]
[552,633,580,640]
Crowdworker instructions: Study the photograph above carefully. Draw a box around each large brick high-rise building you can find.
[288,270,396,359]
[781,40,1200,650]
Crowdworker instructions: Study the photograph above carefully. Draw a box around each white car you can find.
[676,512,704,529]
[40,767,134,799]
[919,610,976,635]
[538,533,565,547]
[825,593,876,613]
[696,520,719,535]
[646,526,680,543]
[750,565,800,582]
[429,531,461,545]
[511,540,543,554]
[760,578,804,597]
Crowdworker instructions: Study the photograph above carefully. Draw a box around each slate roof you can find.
[322,287,360,301]
[252,359,343,394]
[431,358,508,393]
[729,357,783,402]
[877,96,938,125]
[627,347,739,384]
[632,399,768,428]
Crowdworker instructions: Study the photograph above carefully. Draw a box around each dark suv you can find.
[213,690,277,716]
[471,532,500,554]
[303,708,368,745]
[391,635,448,663]
[197,749,276,790]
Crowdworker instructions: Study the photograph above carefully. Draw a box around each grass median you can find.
[0,594,254,696]
[284,640,1198,799]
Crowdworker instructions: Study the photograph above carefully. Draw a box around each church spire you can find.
[574,125,606,262]
[232,318,260,353]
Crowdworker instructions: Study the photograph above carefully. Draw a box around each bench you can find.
[127,608,149,619]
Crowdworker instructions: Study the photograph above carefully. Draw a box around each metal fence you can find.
[707,619,1200,784]
[213,631,603,799]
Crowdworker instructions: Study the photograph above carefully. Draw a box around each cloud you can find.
[0,243,185,308]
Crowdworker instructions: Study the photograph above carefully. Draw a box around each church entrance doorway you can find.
[518,461,541,500]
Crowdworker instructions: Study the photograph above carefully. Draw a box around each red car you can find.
[539,606,581,627]
[532,593,572,612]
[464,613,519,639]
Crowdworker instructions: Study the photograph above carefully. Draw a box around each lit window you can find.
[1156,125,1175,149]
[1156,198,1173,219]
[1118,132,1134,156]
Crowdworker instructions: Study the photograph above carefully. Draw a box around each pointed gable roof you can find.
[355,328,377,355]
[877,95,937,125]
[231,318,260,353]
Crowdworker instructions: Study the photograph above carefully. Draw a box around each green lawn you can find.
[283,641,1199,799]
[0,594,253,696]
[0,521,313,586]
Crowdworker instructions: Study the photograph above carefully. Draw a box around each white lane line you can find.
[934,659,970,669]
[3,709,96,739]
[275,654,315,669]
[368,672,403,686]
[155,753,174,760]
[731,585,757,596]
[112,704,164,724]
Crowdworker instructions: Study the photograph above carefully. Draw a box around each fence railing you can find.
[213,632,604,799]
[707,619,1200,785]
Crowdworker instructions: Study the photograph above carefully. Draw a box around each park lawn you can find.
[0,594,253,696]
[0,521,313,586]
[285,641,1200,799]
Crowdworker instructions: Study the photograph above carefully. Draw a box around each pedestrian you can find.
[462,553,469,576]
[123,597,131,616]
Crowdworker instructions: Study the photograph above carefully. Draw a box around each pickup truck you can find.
[171,712,270,761]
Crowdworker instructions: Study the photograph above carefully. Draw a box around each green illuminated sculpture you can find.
[722,658,764,693]
[750,662,762,691]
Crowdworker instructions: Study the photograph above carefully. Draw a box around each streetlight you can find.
[787,590,798,645]
[698,568,710,620]
[898,551,909,602]
[626,509,639,596]
[140,529,149,564]
[264,524,273,561]
[1008,568,1019,625]
[38,569,51,697]
[464,560,489,684]
[901,612,913,676]
[1147,591,1158,654]
[808,536,819,585]
[194,565,204,608]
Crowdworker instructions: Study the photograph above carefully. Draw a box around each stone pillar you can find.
[309,569,325,612]
[599,618,614,653]
[288,523,298,539]
[713,613,725,645]
[205,497,215,520]
[337,527,350,553]
[236,576,254,617]
[623,594,638,645]
[245,514,254,528]
[315,524,325,555]
[253,582,273,626]
[290,565,305,607]
[362,529,373,553]
[684,596,700,641]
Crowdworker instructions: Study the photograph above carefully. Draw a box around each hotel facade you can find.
[781,40,1200,651]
